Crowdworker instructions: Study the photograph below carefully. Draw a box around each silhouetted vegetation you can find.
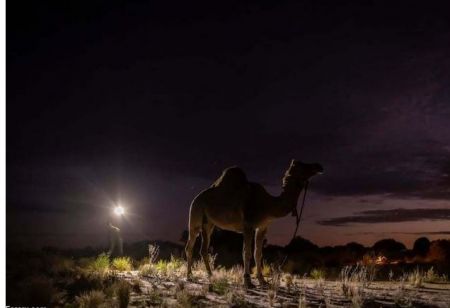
[6,235,450,306]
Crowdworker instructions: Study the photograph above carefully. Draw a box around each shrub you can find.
[112,257,132,271]
[103,284,116,299]
[168,255,184,271]
[263,262,272,277]
[115,281,130,308]
[176,289,194,307]
[89,253,110,274]
[136,257,150,268]
[267,267,281,306]
[284,274,293,291]
[424,267,448,283]
[155,259,169,276]
[51,256,76,277]
[226,289,248,307]
[139,263,155,277]
[408,268,423,288]
[310,268,326,280]
[148,289,163,305]
[78,257,93,269]
[425,267,439,283]
[175,279,185,292]
[340,265,375,299]
[66,271,110,296]
[209,276,229,295]
[21,276,56,306]
[131,279,142,294]
[228,265,244,285]
[252,261,272,277]
[76,290,106,308]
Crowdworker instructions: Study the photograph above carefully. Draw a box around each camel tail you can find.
[186,190,215,277]
[187,193,206,237]
[185,192,207,264]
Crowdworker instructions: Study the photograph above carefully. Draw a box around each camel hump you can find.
[211,166,248,191]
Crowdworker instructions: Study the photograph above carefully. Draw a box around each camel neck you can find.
[272,183,305,218]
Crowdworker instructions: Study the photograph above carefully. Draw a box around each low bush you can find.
[408,268,423,288]
[112,257,132,271]
[139,263,155,277]
[424,267,448,283]
[75,290,106,308]
[88,253,110,274]
[310,268,326,280]
[209,276,229,295]
[20,276,57,306]
[115,281,130,308]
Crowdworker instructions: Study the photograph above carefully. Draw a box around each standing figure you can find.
[107,221,123,257]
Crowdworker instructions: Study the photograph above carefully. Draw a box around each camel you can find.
[185,159,323,288]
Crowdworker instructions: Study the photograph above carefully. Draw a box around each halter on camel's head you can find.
[283,159,324,222]
[282,159,324,188]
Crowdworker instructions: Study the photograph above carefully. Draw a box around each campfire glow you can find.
[361,254,402,265]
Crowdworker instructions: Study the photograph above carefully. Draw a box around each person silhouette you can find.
[107,221,123,257]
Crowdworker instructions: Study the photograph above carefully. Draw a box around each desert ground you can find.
[122,264,450,307]
[6,241,450,307]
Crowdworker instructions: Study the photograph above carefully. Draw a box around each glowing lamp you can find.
[114,205,125,216]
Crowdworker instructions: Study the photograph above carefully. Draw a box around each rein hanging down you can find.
[290,180,309,243]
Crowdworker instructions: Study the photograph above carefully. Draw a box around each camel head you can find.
[282,159,324,188]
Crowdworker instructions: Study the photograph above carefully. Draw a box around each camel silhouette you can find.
[185,159,323,288]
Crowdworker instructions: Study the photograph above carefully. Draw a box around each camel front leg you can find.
[254,227,268,286]
[200,222,214,277]
[243,227,255,288]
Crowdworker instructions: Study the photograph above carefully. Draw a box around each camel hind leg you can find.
[200,221,214,277]
[185,198,203,279]
[254,227,268,286]
[243,226,255,288]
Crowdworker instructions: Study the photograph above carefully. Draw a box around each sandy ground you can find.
[121,271,450,307]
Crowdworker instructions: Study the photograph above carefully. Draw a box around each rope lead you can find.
[290,180,309,243]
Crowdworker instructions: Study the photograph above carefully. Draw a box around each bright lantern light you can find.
[114,206,125,216]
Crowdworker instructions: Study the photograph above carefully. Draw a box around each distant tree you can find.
[413,237,431,257]
[285,236,318,253]
[343,242,367,262]
[427,240,450,263]
[373,239,406,259]
[345,242,366,252]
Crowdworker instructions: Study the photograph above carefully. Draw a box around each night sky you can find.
[7,0,450,248]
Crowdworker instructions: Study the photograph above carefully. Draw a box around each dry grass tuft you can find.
[75,290,107,308]
[267,265,281,307]
[310,268,326,280]
[407,268,423,288]
[175,289,195,307]
[340,264,375,306]
[424,266,448,283]
[115,280,130,308]
[138,263,156,277]
[88,253,110,275]
[209,273,230,295]
[112,257,133,272]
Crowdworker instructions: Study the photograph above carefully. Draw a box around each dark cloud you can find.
[398,231,450,235]
[346,231,450,236]
[318,208,450,226]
